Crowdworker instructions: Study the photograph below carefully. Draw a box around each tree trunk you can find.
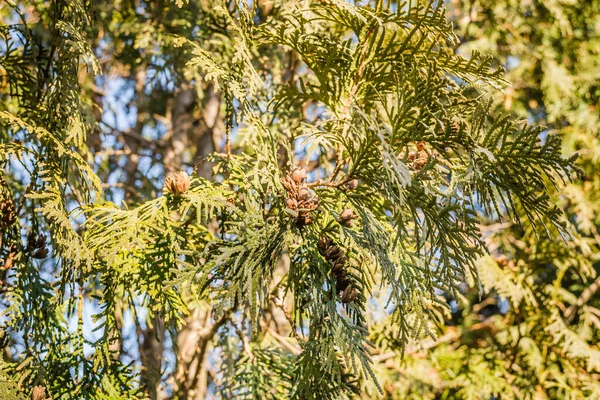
[170,86,222,400]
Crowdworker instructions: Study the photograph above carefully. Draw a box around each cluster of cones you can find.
[318,235,357,303]
[165,171,191,195]
[281,167,319,227]
[26,232,48,259]
[407,141,432,170]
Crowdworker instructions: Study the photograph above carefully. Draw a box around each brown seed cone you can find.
[335,255,348,266]
[281,175,297,193]
[31,248,49,259]
[165,171,191,195]
[344,179,358,190]
[285,197,298,209]
[316,236,357,303]
[413,151,429,170]
[338,208,356,227]
[331,256,346,271]
[32,386,46,400]
[26,233,46,252]
[318,236,332,254]
[332,267,347,280]
[296,214,313,227]
[26,232,37,251]
[291,167,306,184]
[36,234,46,249]
[341,286,357,303]
[306,197,319,207]
[297,186,310,201]
[336,277,351,292]
[324,245,344,261]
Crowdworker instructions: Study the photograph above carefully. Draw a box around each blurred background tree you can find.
[0,0,592,399]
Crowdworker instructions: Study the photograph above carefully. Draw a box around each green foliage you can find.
[218,345,294,399]
[0,0,584,399]
[0,359,25,400]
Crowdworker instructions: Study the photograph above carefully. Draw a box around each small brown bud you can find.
[317,236,332,254]
[31,248,49,259]
[413,151,428,169]
[335,271,348,282]
[32,386,46,400]
[336,277,351,292]
[307,197,319,207]
[165,171,191,195]
[334,256,348,267]
[324,245,343,261]
[281,176,296,192]
[27,233,47,256]
[36,234,46,249]
[341,286,357,303]
[298,186,310,201]
[416,141,426,151]
[285,197,297,209]
[26,232,36,251]
[344,179,358,190]
[338,209,355,226]
[340,208,354,220]
[331,261,347,276]
[296,214,313,227]
[291,168,306,184]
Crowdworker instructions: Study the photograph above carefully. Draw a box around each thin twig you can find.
[266,327,301,355]
[225,129,231,158]
[270,294,304,345]
[565,274,600,323]
[307,176,351,189]
[329,145,345,182]
[234,325,254,362]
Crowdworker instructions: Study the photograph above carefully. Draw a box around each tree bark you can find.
[161,84,222,400]
[122,68,147,201]
[140,315,167,400]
